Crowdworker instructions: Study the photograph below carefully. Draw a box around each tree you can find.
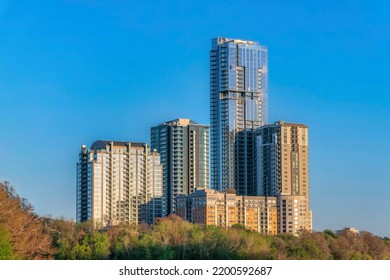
[86,231,110,259]
[49,220,110,260]
[0,182,53,259]
[0,225,14,259]
[361,232,388,260]
[323,229,337,239]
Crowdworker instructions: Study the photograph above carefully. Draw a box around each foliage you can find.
[47,219,110,260]
[2,182,390,260]
[45,215,390,260]
[0,225,14,259]
[323,229,337,239]
[0,182,53,259]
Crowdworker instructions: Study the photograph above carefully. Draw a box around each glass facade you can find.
[210,37,268,193]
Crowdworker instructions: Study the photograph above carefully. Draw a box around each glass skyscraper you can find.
[210,37,268,193]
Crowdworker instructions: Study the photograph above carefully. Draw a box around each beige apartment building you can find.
[77,141,163,226]
[176,189,277,235]
[277,195,310,234]
[256,121,312,233]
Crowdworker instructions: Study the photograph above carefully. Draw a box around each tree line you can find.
[1,182,390,260]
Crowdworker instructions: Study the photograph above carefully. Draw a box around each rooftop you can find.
[258,121,308,129]
[155,118,209,127]
[90,140,146,150]
[214,37,259,46]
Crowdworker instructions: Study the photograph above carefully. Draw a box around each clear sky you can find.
[0,0,389,236]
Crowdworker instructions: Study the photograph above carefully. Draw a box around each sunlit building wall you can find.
[256,121,312,233]
[176,189,277,235]
[76,140,163,226]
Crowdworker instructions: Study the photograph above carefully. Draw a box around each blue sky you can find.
[0,0,389,236]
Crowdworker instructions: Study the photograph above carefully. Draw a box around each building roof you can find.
[258,121,308,129]
[213,37,259,46]
[90,140,146,150]
[154,118,209,128]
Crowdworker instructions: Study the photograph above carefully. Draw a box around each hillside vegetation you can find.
[1,182,389,260]
[0,182,53,259]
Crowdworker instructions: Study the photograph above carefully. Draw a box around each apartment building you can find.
[151,118,209,214]
[176,189,277,235]
[76,140,163,226]
[256,121,312,233]
[210,37,268,193]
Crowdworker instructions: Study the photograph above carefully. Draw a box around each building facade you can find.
[176,189,277,235]
[256,121,312,233]
[277,195,310,234]
[210,37,268,194]
[151,118,209,215]
[76,140,163,226]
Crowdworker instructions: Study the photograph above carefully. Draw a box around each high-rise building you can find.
[175,189,278,235]
[76,140,163,226]
[277,195,310,234]
[256,121,312,233]
[210,37,268,193]
[150,118,209,215]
